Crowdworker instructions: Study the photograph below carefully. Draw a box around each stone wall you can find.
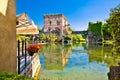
[43,14,69,36]
[0,0,16,73]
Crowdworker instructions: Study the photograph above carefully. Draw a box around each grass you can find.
[0,72,33,80]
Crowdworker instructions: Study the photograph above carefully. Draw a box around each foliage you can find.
[76,34,84,41]
[72,34,77,41]
[64,35,71,40]
[16,35,30,41]
[106,4,120,41]
[36,33,85,43]
[72,34,85,42]
[38,33,47,42]
[0,72,33,80]
[37,26,41,31]
[102,24,112,40]
[63,34,85,42]
[68,26,72,31]
[47,33,57,42]
[36,33,58,42]
[88,21,102,36]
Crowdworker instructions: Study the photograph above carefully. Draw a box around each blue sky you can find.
[16,0,120,31]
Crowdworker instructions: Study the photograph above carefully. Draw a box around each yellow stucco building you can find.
[0,0,16,73]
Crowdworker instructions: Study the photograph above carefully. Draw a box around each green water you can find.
[39,43,120,80]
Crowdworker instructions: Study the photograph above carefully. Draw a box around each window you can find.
[16,21,19,25]
[57,21,60,25]
[49,21,51,25]
[48,27,51,31]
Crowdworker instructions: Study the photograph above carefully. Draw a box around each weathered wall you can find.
[0,0,16,73]
[43,14,69,36]
[43,14,62,33]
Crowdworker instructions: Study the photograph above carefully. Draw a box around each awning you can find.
[16,13,39,35]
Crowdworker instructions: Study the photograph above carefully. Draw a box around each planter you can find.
[29,51,34,56]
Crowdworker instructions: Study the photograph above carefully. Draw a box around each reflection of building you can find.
[44,51,69,70]
[42,14,71,36]
[43,44,71,70]
[108,66,120,80]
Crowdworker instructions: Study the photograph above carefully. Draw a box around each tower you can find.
[43,14,70,37]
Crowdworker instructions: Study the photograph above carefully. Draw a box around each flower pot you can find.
[29,51,34,56]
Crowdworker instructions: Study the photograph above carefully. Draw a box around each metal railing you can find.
[17,39,40,77]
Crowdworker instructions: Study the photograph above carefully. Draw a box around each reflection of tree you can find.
[72,42,82,47]
[104,45,120,67]
[87,44,104,64]
[72,42,86,48]
[41,43,72,70]
[87,44,120,67]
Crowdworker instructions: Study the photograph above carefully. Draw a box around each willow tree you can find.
[106,4,120,42]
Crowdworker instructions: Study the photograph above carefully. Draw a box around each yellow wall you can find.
[0,0,16,73]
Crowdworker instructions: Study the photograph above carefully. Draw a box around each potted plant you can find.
[26,44,42,56]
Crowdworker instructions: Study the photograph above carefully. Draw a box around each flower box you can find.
[26,44,42,56]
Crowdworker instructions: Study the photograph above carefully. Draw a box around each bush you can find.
[0,72,33,80]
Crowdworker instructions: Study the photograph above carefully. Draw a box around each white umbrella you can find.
[16,13,39,35]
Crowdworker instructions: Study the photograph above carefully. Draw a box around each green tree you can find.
[72,34,77,42]
[76,34,85,41]
[38,33,47,42]
[88,21,102,36]
[88,21,103,42]
[106,4,120,42]
[64,35,72,40]
[37,26,41,31]
[47,33,57,42]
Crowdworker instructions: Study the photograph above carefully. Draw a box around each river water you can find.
[38,43,120,80]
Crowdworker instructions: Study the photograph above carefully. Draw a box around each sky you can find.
[16,0,120,31]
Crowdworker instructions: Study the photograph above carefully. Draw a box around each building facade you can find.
[0,0,16,73]
[42,14,71,36]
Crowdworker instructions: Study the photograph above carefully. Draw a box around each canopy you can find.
[16,13,39,35]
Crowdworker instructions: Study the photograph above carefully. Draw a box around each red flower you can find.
[26,44,42,53]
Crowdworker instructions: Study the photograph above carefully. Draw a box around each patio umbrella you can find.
[16,13,39,35]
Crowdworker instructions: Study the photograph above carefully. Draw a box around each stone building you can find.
[42,14,71,36]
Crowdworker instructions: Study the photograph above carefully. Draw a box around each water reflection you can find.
[87,44,120,67]
[40,44,72,70]
[39,43,120,80]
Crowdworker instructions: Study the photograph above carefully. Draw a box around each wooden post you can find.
[18,40,20,74]
[25,39,27,68]
[22,40,24,56]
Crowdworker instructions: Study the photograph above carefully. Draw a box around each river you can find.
[38,43,120,80]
